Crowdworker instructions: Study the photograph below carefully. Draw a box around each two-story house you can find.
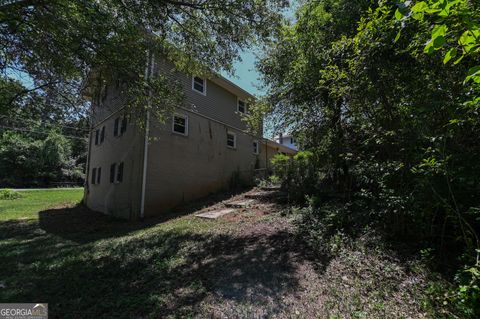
[83,57,295,219]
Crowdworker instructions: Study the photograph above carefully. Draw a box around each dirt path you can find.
[178,189,432,318]
[0,187,437,318]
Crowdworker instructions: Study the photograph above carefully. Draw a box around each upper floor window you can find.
[114,116,128,137]
[96,167,102,184]
[114,118,120,137]
[110,163,116,183]
[227,131,236,149]
[237,99,246,114]
[110,162,124,183]
[95,130,99,145]
[91,167,101,185]
[91,167,97,185]
[192,76,206,95]
[100,126,105,143]
[253,140,259,155]
[94,126,105,145]
[172,114,188,136]
[117,162,124,183]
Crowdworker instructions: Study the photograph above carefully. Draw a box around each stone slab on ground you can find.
[195,208,236,219]
[260,185,281,191]
[224,199,256,208]
[245,191,287,199]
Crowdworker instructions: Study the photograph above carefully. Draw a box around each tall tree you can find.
[1,0,288,119]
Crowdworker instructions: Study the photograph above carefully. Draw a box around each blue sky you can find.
[222,50,264,96]
[222,3,296,96]
[8,2,296,98]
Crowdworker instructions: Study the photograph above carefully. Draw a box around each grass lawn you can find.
[0,189,453,318]
[0,188,83,220]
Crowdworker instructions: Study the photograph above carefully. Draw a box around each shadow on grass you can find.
[0,198,317,318]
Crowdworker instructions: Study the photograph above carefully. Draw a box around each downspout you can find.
[83,95,95,205]
[140,50,154,219]
[83,127,93,205]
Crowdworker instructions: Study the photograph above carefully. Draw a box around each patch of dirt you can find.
[181,189,437,318]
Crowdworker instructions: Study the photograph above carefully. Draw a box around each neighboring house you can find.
[82,57,296,219]
[274,133,298,151]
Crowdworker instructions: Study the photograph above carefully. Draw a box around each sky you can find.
[221,3,297,97]
[7,2,297,98]
[221,50,264,96]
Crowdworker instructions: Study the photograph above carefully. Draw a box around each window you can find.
[100,126,105,143]
[110,163,116,183]
[120,117,127,134]
[95,129,99,145]
[172,114,188,136]
[117,162,124,183]
[227,131,236,149]
[101,84,108,104]
[109,162,124,183]
[253,140,259,155]
[237,99,246,113]
[192,76,206,95]
[91,168,97,185]
[290,137,295,144]
[114,118,120,137]
[97,167,102,184]
[114,116,127,137]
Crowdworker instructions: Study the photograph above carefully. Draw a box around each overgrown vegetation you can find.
[0,77,88,187]
[0,189,452,318]
[0,131,85,187]
[260,0,480,317]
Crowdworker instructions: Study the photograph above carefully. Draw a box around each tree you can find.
[259,0,480,315]
[0,0,288,121]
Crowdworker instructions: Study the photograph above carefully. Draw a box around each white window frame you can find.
[227,131,237,149]
[237,98,247,114]
[192,76,206,96]
[172,113,189,136]
[253,140,259,155]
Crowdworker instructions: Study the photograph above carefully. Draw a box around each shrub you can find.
[0,189,23,200]
[271,151,318,202]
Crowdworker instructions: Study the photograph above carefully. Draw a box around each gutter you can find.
[140,51,154,219]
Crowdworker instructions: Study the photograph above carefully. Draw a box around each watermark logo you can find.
[0,303,48,319]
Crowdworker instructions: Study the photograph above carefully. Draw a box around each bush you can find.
[0,131,85,187]
[0,189,23,200]
[271,151,318,201]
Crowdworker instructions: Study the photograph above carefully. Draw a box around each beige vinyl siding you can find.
[154,59,249,131]
[86,114,144,219]
[144,109,262,215]
[91,81,128,127]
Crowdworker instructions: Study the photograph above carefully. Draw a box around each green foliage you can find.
[0,131,85,187]
[260,0,480,316]
[451,260,480,316]
[271,151,318,201]
[0,0,288,124]
[395,0,480,97]
[0,189,23,200]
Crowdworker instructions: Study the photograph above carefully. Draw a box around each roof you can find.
[211,74,255,100]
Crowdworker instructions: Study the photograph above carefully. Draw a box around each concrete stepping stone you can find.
[195,208,236,219]
[260,185,281,191]
[224,199,256,208]
[245,191,287,199]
